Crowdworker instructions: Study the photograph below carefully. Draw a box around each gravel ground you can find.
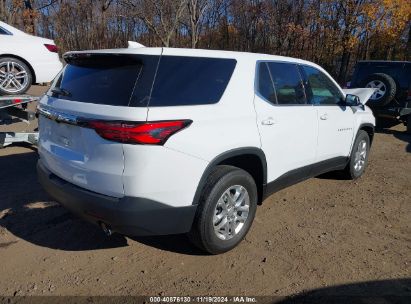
[0,86,410,299]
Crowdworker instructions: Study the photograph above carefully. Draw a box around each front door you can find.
[301,65,354,162]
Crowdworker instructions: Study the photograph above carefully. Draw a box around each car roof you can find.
[65,47,323,68]
[65,47,342,89]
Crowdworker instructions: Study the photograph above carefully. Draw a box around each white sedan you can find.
[0,21,63,95]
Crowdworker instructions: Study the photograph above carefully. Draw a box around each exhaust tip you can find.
[100,222,112,237]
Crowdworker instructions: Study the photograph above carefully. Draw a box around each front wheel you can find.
[0,57,32,95]
[188,166,258,254]
[344,130,370,179]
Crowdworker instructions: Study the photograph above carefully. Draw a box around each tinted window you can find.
[302,66,344,105]
[0,27,10,35]
[54,54,236,107]
[257,63,276,104]
[148,56,236,106]
[55,54,158,106]
[267,62,306,104]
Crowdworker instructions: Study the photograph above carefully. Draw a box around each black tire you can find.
[188,165,258,254]
[406,115,411,134]
[361,73,396,107]
[0,57,33,95]
[343,130,370,180]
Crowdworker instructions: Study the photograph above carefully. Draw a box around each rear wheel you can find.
[362,73,396,107]
[188,166,257,254]
[344,130,370,179]
[406,115,411,134]
[0,57,32,95]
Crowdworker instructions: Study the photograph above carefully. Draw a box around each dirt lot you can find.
[0,86,410,298]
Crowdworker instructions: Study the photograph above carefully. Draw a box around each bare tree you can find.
[123,0,188,47]
[185,0,208,48]
[3,0,410,80]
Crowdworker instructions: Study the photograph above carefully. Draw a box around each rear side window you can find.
[56,54,156,106]
[267,62,306,105]
[257,63,276,104]
[256,61,306,105]
[147,56,236,107]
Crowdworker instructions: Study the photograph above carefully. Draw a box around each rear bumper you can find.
[37,160,197,236]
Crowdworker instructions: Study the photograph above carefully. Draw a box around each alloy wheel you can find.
[0,61,29,94]
[366,80,386,101]
[213,185,250,241]
[353,139,367,172]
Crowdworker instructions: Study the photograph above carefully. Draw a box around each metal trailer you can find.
[0,95,39,148]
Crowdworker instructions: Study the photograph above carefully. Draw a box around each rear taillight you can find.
[85,120,192,145]
[407,90,411,100]
[44,44,58,53]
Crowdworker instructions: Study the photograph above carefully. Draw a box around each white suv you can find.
[37,48,375,254]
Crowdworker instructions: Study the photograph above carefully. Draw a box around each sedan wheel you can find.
[0,58,32,95]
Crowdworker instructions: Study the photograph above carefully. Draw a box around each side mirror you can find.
[345,94,361,106]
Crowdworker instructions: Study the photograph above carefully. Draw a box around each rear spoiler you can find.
[342,88,377,105]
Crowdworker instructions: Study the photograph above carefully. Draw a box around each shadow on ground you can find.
[131,234,206,256]
[275,278,411,304]
[376,128,411,153]
[0,147,128,251]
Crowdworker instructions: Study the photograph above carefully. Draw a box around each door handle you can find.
[261,118,275,126]
[320,113,328,120]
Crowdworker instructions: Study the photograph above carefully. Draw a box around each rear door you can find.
[144,50,252,162]
[38,49,162,197]
[301,65,354,162]
[254,61,318,183]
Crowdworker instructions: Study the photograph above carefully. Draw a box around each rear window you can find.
[55,54,154,106]
[55,54,236,107]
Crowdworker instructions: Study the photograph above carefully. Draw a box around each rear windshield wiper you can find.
[51,87,71,97]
